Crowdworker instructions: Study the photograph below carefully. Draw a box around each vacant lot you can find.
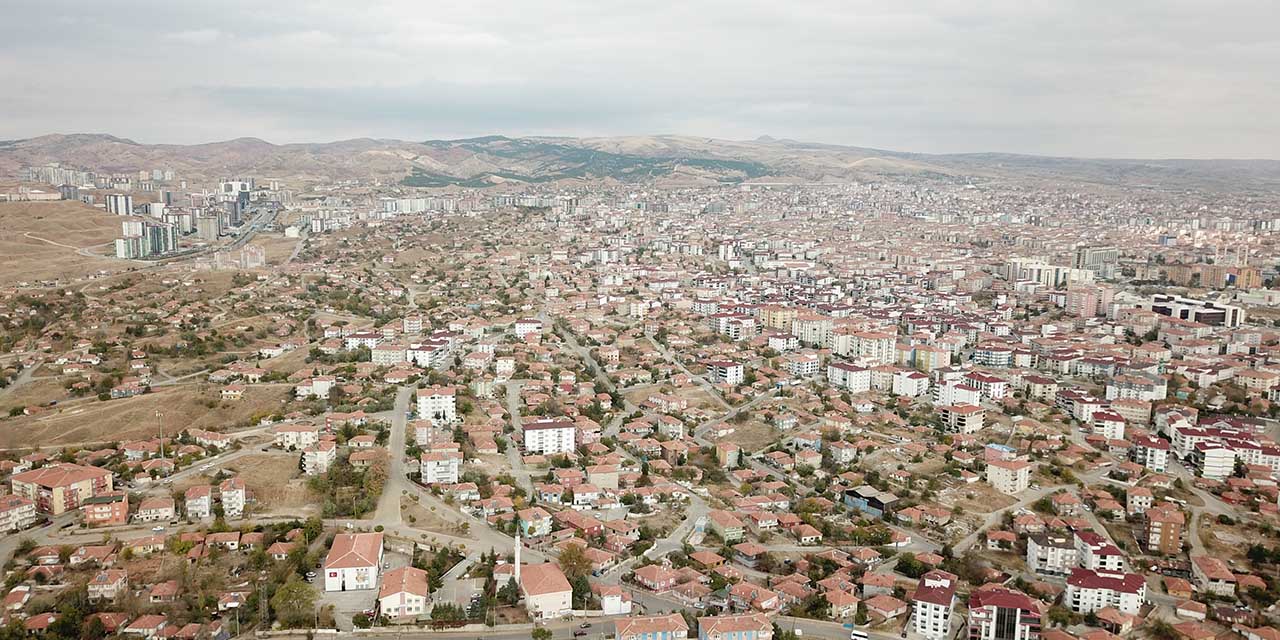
[225,453,317,515]
[0,201,138,285]
[0,377,68,409]
[0,384,290,449]
[245,234,300,265]
[401,496,470,537]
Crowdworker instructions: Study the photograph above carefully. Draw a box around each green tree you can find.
[270,579,317,628]
[498,578,520,606]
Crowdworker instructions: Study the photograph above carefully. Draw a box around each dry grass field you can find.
[0,201,139,285]
[224,453,318,515]
[0,384,290,449]
[244,234,300,265]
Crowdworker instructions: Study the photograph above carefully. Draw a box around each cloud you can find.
[0,0,1277,158]
[165,28,223,45]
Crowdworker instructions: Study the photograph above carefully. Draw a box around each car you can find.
[305,571,317,580]
[152,525,165,533]
[573,632,587,638]
[580,623,591,629]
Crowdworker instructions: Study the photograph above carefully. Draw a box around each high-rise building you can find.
[196,214,221,241]
[115,219,177,259]
[1075,246,1119,278]
[105,193,133,215]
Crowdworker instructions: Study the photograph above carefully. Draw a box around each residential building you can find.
[420,451,463,484]
[416,386,458,425]
[0,494,37,532]
[697,613,772,640]
[273,424,320,450]
[941,404,986,434]
[615,613,689,640]
[827,361,870,393]
[522,418,576,455]
[1130,435,1170,473]
[1144,505,1185,556]
[185,486,212,519]
[912,570,958,639]
[1191,556,1236,597]
[967,587,1042,640]
[986,459,1032,495]
[705,360,745,386]
[87,569,128,602]
[82,491,129,526]
[1026,532,1078,577]
[1065,568,1146,614]
[303,441,337,475]
[10,463,114,515]
[134,497,175,523]
[219,477,246,518]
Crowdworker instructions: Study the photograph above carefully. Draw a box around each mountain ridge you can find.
[3,132,1278,192]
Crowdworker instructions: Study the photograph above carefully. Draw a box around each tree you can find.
[570,575,592,609]
[557,544,591,580]
[81,616,107,640]
[302,517,323,543]
[1147,619,1177,640]
[498,578,520,606]
[531,628,553,640]
[270,579,317,628]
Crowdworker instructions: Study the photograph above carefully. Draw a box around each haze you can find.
[2,0,1279,158]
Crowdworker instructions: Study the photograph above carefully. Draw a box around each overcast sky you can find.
[2,0,1278,158]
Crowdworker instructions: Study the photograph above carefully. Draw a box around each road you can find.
[950,483,1069,554]
[501,381,535,493]
[372,386,413,527]
[645,336,730,410]
[694,388,779,439]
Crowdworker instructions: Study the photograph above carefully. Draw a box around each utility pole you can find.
[156,409,165,458]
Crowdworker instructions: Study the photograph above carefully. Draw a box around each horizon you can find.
[2,2,1279,159]
[12,131,1280,164]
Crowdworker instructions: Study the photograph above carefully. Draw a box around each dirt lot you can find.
[245,234,300,265]
[0,384,290,449]
[0,377,70,409]
[401,496,470,537]
[0,201,140,285]
[715,418,778,452]
[938,482,1017,515]
[225,452,317,516]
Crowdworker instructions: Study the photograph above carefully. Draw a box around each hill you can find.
[0,201,139,286]
[2,133,1278,193]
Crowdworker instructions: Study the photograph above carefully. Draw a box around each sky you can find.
[1,0,1278,158]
